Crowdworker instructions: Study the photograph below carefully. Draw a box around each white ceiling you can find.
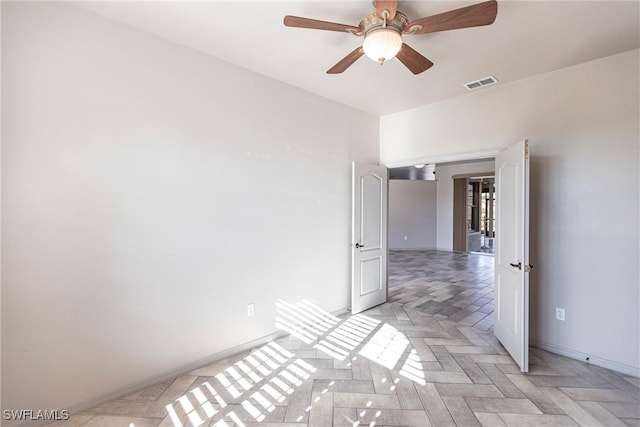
[72,1,639,116]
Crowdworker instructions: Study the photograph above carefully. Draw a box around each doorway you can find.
[469,176,495,255]
[452,172,496,255]
[385,142,530,372]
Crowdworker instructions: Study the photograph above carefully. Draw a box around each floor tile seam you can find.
[538,385,609,426]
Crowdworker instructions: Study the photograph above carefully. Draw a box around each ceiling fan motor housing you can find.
[360,10,408,35]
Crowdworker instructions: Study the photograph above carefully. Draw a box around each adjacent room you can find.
[2,1,639,426]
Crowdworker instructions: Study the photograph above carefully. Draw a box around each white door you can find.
[494,140,531,372]
[351,162,388,314]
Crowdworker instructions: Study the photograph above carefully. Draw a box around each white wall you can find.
[1,1,378,413]
[388,180,437,250]
[434,160,495,251]
[381,50,640,375]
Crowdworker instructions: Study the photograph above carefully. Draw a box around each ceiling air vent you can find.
[464,75,498,91]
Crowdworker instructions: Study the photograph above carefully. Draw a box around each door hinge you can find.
[525,141,530,160]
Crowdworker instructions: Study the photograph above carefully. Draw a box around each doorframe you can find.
[385,149,500,256]
[383,148,502,169]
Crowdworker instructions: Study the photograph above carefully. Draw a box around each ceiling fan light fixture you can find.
[362,28,402,64]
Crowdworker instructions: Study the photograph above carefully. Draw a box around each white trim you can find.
[389,247,438,251]
[12,307,351,426]
[383,148,502,169]
[62,330,287,416]
[531,339,640,378]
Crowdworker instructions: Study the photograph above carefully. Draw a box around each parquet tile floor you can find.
[47,250,639,427]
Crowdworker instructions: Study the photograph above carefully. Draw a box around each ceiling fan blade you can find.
[376,0,398,20]
[284,16,361,34]
[396,43,434,75]
[327,47,365,74]
[405,0,498,35]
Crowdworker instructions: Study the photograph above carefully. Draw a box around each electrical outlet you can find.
[404,235,408,241]
[555,307,565,321]
[247,303,255,317]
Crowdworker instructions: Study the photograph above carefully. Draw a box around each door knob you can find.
[355,243,365,249]
[510,262,522,270]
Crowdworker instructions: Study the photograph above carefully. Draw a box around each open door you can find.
[351,162,388,314]
[494,140,531,372]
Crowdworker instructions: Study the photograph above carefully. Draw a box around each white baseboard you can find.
[531,339,640,378]
[15,330,280,426]
[3,330,272,427]
[389,247,438,251]
[69,306,349,412]
[8,335,295,427]
[12,306,351,426]
[15,309,637,427]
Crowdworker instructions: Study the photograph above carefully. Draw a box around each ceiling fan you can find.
[284,0,498,75]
